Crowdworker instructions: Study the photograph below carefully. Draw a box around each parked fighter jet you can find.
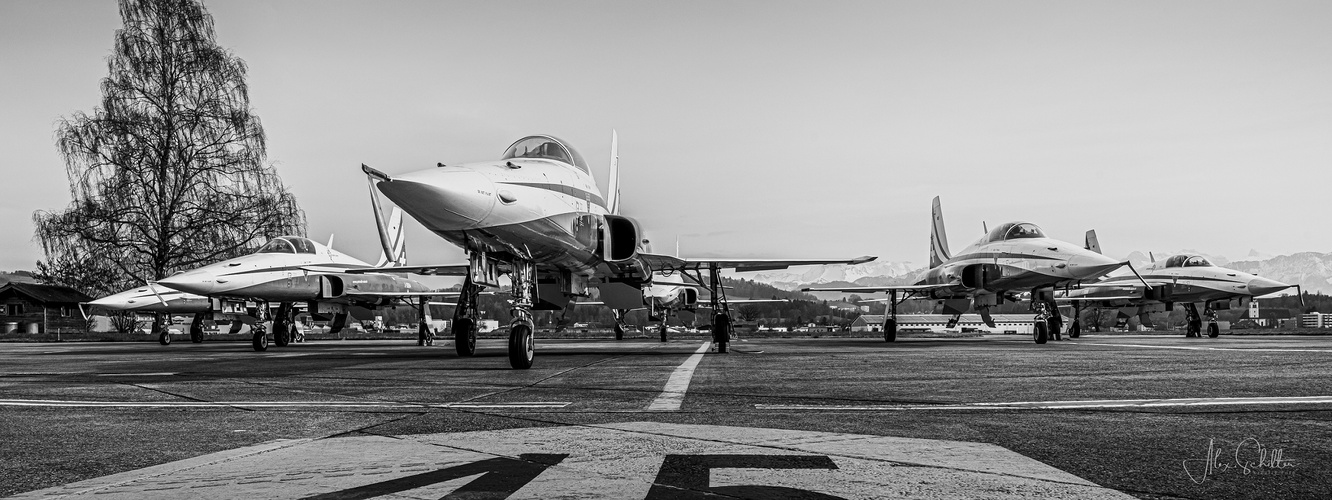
[804,196,1134,344]
[1056,248,1300,338]
[572,274,787,341]
[359,132,874,368]
[155,207,451,351]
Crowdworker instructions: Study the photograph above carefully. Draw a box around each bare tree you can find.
[33,0,304,296]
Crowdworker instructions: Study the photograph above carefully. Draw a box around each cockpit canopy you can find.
[983,222,1046,243]
[256,236,318,255]
[501,135,589,173]
[1164,255,1212,268]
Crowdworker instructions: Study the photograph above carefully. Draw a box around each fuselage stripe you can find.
[498,182,607,209]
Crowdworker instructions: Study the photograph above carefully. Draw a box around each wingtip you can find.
[362,164,391,182]
[851,255,878,265]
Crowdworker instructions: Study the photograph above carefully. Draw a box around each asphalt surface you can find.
[2,333,1330,499]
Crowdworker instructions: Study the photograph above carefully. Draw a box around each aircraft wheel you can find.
[453,318,476,356]
[1187,319,1202,338]
[713,314,730,354]
[273,320,290,347]
[189,328,203,343]
[1033,321,1048,344]
[252,331,268,352]
[884,319,897,342]
[508,321,534,369]
[660,324,668,343]
[615,323,625,341]
[418,322,429,346]
[1069,321,1080,339]
[1208,323,1219,338]
[158,330,171,346]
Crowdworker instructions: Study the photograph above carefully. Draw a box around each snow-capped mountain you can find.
[1226,252,1332,296]
[732,260,920,291]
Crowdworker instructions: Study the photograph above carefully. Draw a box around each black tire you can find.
[1069,321,1080,339]
[615,324,625,341]
[1048,317,1062,341]
[418,322,428,346]
[453,318,476,356]
[158,330,171,345]
[1033,321,1048,344]
[252,331,268,351]
[1207,323,1219,338]
[273,320,290,347]
[713,314,730,354]
[660,324,668,343]
[884,319,897,342]
[508,322,534,369]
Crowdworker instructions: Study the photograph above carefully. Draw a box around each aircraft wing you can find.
[305,263,471,276]
[642,254,876,273]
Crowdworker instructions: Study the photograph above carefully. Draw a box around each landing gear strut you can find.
[507,259,536,369]
[1204,302,1220,338]
[417,298,434,346]
[612,309,628,341]
[1183,303,1202,338]
[251,303,269,352]
[452,275,481,357]
[1032,301,1050,344]
[1069,303,1082,338]
[706,263,731,353]
[883,289,898,342]
[154,313,171,345]
[272,302,295,347]
[189,312,206,343]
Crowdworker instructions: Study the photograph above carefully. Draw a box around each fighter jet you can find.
[1056,247,1299,338]
[359,132,875,368]
[573,274,787,341]
[804,196,1134,344]
[155,207,452,351]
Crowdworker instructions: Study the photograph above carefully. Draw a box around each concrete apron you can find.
[15,422,1132,499]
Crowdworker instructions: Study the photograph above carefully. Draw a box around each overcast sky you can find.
[2,0,1330,275]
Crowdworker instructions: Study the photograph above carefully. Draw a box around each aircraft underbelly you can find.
[432,212,601,271]
[220,277,322,301]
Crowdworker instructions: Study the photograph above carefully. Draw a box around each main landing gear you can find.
[507,259,537,369]
[882,289,899,342]
[452,275,481,357]
[417,298,434,346]
[154,313,171,345]
[251,302,269,352]
[1068,303,1082,339]
[1032,301,1050,344]
[189,312,206,343]
[272,302,296,347]
[612,309,628,341]
[1183,303,1220,338]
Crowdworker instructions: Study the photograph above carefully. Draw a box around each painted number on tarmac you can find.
[304,453,843,500]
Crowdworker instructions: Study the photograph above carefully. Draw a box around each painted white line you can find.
[756,395,1332,411]
[0,399,570,409]
[647,341,711,411]
[1068,342,1332,353]
[95,372,177,377]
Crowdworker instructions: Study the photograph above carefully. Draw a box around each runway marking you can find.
[11,422,1132,499]
[756,395,1332,411]
[0,399,570,409]
[95,372,177,377]
[647,341,712,411]
[1067,342,1332,353]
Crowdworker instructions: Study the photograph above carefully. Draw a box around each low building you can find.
[1241,309,1294,328]
[851,313,1063,334]
[1300,312,1332,329]
[0,282,94,334]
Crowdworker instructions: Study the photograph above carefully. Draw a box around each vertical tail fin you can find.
[1084,230,1102,254]
[930,196,951,268]
[605,129,621,215]
[367,175,407,267]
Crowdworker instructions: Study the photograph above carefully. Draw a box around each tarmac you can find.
[1,333,1329,499]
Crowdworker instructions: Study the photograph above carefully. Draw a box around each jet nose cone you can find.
[377,168,497,230]
[1247,276,1293,297]
[156,271,215,295]
[1067,253,1124,280]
